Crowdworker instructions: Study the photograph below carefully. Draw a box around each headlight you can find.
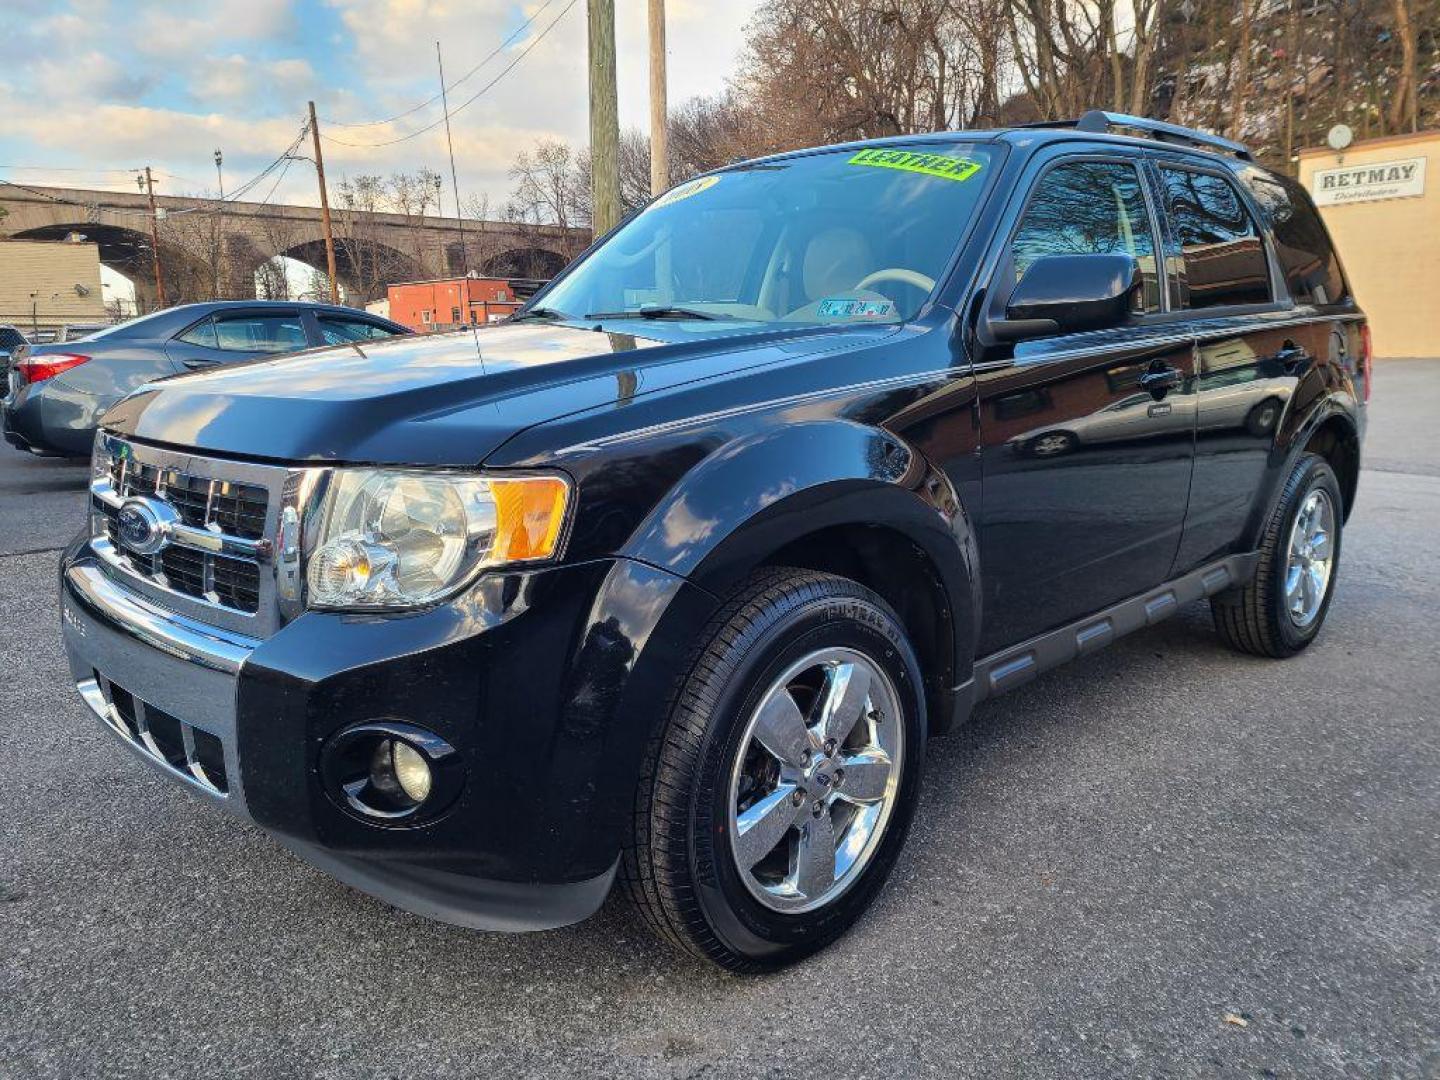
[306,469,569,610]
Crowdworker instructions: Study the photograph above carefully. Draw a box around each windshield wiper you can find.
[511,306,575,322]
[583,306,725,322]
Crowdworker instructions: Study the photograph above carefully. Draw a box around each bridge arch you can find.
[285,237,423,303]
[481,246,569,279]
[8,222,216,310]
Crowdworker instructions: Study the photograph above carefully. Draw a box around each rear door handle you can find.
[180,358,217,370]
[1138,366,1182,398]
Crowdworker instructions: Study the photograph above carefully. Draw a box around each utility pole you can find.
[140,166,166,307]
[307,100,340,303]
[214,148,225,298]
[648,0,669,197]
[588,0,621,234]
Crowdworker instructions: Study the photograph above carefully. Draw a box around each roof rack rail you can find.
[1071,110,1253,161]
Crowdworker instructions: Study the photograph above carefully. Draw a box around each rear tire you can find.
[621,568,926,971]
[1212,452,1343,658]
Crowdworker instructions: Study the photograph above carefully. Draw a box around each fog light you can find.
[371,738,432,804]
[320,721,462,826]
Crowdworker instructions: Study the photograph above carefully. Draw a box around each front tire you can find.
[1212,452,1343,657]
[622,569,926,971]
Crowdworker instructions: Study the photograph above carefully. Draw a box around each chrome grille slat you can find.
[82,674,229,796]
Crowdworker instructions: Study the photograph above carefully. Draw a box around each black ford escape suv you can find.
[60,112,1367,971]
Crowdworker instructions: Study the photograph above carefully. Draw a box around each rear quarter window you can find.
[1242,171,1348,306]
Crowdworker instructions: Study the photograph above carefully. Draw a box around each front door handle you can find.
[1138,365,1182,399]
[180,357,217,370]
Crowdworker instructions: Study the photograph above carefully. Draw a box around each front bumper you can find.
[60,541,716,931]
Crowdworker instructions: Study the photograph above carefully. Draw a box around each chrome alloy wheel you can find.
[1031,433,1072,456]
[1284,488,1336,628]
[727,647,904,914]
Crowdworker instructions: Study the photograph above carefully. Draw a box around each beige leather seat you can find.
[801,226,874,304]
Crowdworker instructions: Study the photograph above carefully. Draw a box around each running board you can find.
[971,553,1260,703]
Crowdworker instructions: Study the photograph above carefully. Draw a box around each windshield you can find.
[539,142,999,328]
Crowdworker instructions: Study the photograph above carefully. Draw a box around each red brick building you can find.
[386,277,519,333]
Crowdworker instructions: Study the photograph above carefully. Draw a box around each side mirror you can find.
[990,253,1143,342]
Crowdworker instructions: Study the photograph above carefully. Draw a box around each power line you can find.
[322,0,557,129]
[0,164,142,174]
[0,178,164,221]
[0,121,312,223]
[213,122,312,204]
[320,0,579,149]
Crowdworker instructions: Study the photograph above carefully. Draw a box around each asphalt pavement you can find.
[1,362,1437,1079]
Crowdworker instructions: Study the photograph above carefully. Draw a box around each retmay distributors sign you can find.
[1311,157,1427,206]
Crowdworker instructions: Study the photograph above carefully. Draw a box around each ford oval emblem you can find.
[114,497,177,556]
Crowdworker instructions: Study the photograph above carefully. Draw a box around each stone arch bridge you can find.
[0,183,589,309]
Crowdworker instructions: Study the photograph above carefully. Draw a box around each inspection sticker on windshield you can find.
[848,149,983,182]
[651,174,721,210]
[817,298,896,319]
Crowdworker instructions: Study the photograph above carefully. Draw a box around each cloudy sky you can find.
[0,0,760,215]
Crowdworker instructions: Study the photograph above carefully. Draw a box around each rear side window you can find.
[317,317,400,345]
[1159,167,1272,309]
[1243,173,1347,305]
[177,319,218,348]
[213,314,307,353]
[0,327,26,349]
[1010,160,1162,313]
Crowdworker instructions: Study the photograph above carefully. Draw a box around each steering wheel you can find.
[853,268,937,294]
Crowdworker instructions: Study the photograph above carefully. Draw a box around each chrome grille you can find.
[108,457,269,539]
[99,516,263,613]
[97,454,268,614]
[89,434,307,638]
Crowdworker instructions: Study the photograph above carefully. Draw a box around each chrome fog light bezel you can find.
[319,720,464,827]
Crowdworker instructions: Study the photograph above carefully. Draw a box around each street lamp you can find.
[214,149,226,299]
[432,174,446,276]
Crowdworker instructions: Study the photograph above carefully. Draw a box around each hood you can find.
[101,320,889,466]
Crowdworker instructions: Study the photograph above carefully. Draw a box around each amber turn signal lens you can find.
[488,476,570,562]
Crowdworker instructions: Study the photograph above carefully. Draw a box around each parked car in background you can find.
[2,300,410,456]
[0,324,27,374]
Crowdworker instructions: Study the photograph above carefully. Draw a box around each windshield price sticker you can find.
[650,174,722,210]
[817,298,896,319]
[848,149,983,182]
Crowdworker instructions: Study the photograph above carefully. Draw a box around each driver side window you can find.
[1011,161,1161,314]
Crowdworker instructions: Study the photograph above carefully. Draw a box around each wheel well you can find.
[1304,417,1360,520]
[761,525,957,734]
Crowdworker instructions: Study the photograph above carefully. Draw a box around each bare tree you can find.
[506,140,589,230]
[1389,0,1421,132]
[740,0,1003,139]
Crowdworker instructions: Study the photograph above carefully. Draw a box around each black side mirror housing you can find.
[990,253,1144,342]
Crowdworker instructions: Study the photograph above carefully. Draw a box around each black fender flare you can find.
[1246,392,1361,549]
[619,419,980,722]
